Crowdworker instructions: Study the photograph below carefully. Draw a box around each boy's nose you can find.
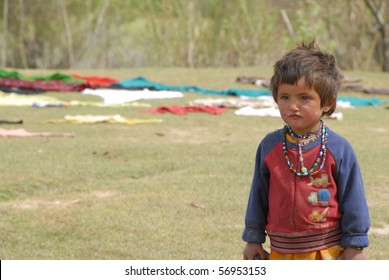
[288,102,299,111]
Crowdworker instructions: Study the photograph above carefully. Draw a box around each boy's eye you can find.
[301,96,309,100]
[279,95,288,100]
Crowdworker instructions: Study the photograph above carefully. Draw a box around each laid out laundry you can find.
[0,85,45,94]
[0,77,92,92]
[32,102,70,108]
[71,74,120,87]
[144,105,228,115]
[0,69,84,83]
[234,107,343,120]
[235,75,362,88]
[189,96,277,108]
[45,114,163,125]
[32,100,149,108]
[112,76,271,97]
[0,128,75,137]
[235,106,281,117]
[324,112,343,120]
[337,96,387,106]
[0,68,25,79]
[236,76,270,88]
[28,72,84,83]
[0,92,149,108]
[342,85,389,95]
[190,96,385,111]
[82,88,184,104]
[66,100,150,108]
[0,92,68,106]
[0,119,23,124]
[0,68,386,110]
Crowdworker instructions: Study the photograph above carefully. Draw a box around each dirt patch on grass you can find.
[164,127,211,144]
[366,127,387,133]
[92,190,116,198]
[370,224,389,235]
[9,190,116,210]
[11,198,81,209]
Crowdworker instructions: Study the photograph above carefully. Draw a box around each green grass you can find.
[0,67,388,259]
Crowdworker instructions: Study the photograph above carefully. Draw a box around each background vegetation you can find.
[1,0,389,71]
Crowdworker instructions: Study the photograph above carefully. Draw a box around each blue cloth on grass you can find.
[114,76,270,97]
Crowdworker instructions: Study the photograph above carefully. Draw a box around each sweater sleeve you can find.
[242,134,276,243]
[330,133,370,248]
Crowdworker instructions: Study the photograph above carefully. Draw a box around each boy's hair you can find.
[270,40,342,116]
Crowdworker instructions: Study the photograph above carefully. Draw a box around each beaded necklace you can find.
[282,120,328,177]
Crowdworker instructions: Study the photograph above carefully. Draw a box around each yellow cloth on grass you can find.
[45,114,162,125]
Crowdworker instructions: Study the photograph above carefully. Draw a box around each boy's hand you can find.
[243,242,266,260]
[342,247,366,260]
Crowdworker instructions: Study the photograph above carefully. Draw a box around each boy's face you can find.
[276,77,330,135]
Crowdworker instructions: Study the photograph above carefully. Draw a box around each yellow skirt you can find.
[270,245,343,260]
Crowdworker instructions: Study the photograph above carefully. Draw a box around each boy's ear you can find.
[323,97,336,113]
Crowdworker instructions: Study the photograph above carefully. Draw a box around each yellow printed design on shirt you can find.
[306,173,331,224]
[307,174,330,188]
[308,207,329,223]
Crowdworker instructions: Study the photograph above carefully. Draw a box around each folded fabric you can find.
[144,105,228,115]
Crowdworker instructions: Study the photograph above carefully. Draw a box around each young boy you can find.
[242,41,370,260]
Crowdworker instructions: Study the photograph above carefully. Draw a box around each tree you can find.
[364,0,389,71]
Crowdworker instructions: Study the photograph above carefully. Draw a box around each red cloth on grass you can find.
[71,74,119,87]
[144,105,228,115]
[0,77,93,92]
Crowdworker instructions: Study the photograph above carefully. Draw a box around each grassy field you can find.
[0,67,388,260]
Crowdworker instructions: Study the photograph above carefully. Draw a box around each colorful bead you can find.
[282,120,328,177]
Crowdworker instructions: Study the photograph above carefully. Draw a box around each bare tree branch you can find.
[364,0,385,27]
[57,0,74,67]
[1,0,8,67]
[18,0,28,68]
[364,0,389,71]
[281,9,295,38]
[84,0,110,67]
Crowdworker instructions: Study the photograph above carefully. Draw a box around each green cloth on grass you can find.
[0,69,26,79]
[28,72,84,83]
[0,69,84,83]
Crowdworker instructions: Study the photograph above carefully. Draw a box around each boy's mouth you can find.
[288,114,301,118]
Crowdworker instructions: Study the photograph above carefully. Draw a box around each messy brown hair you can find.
[270,40,342,116]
